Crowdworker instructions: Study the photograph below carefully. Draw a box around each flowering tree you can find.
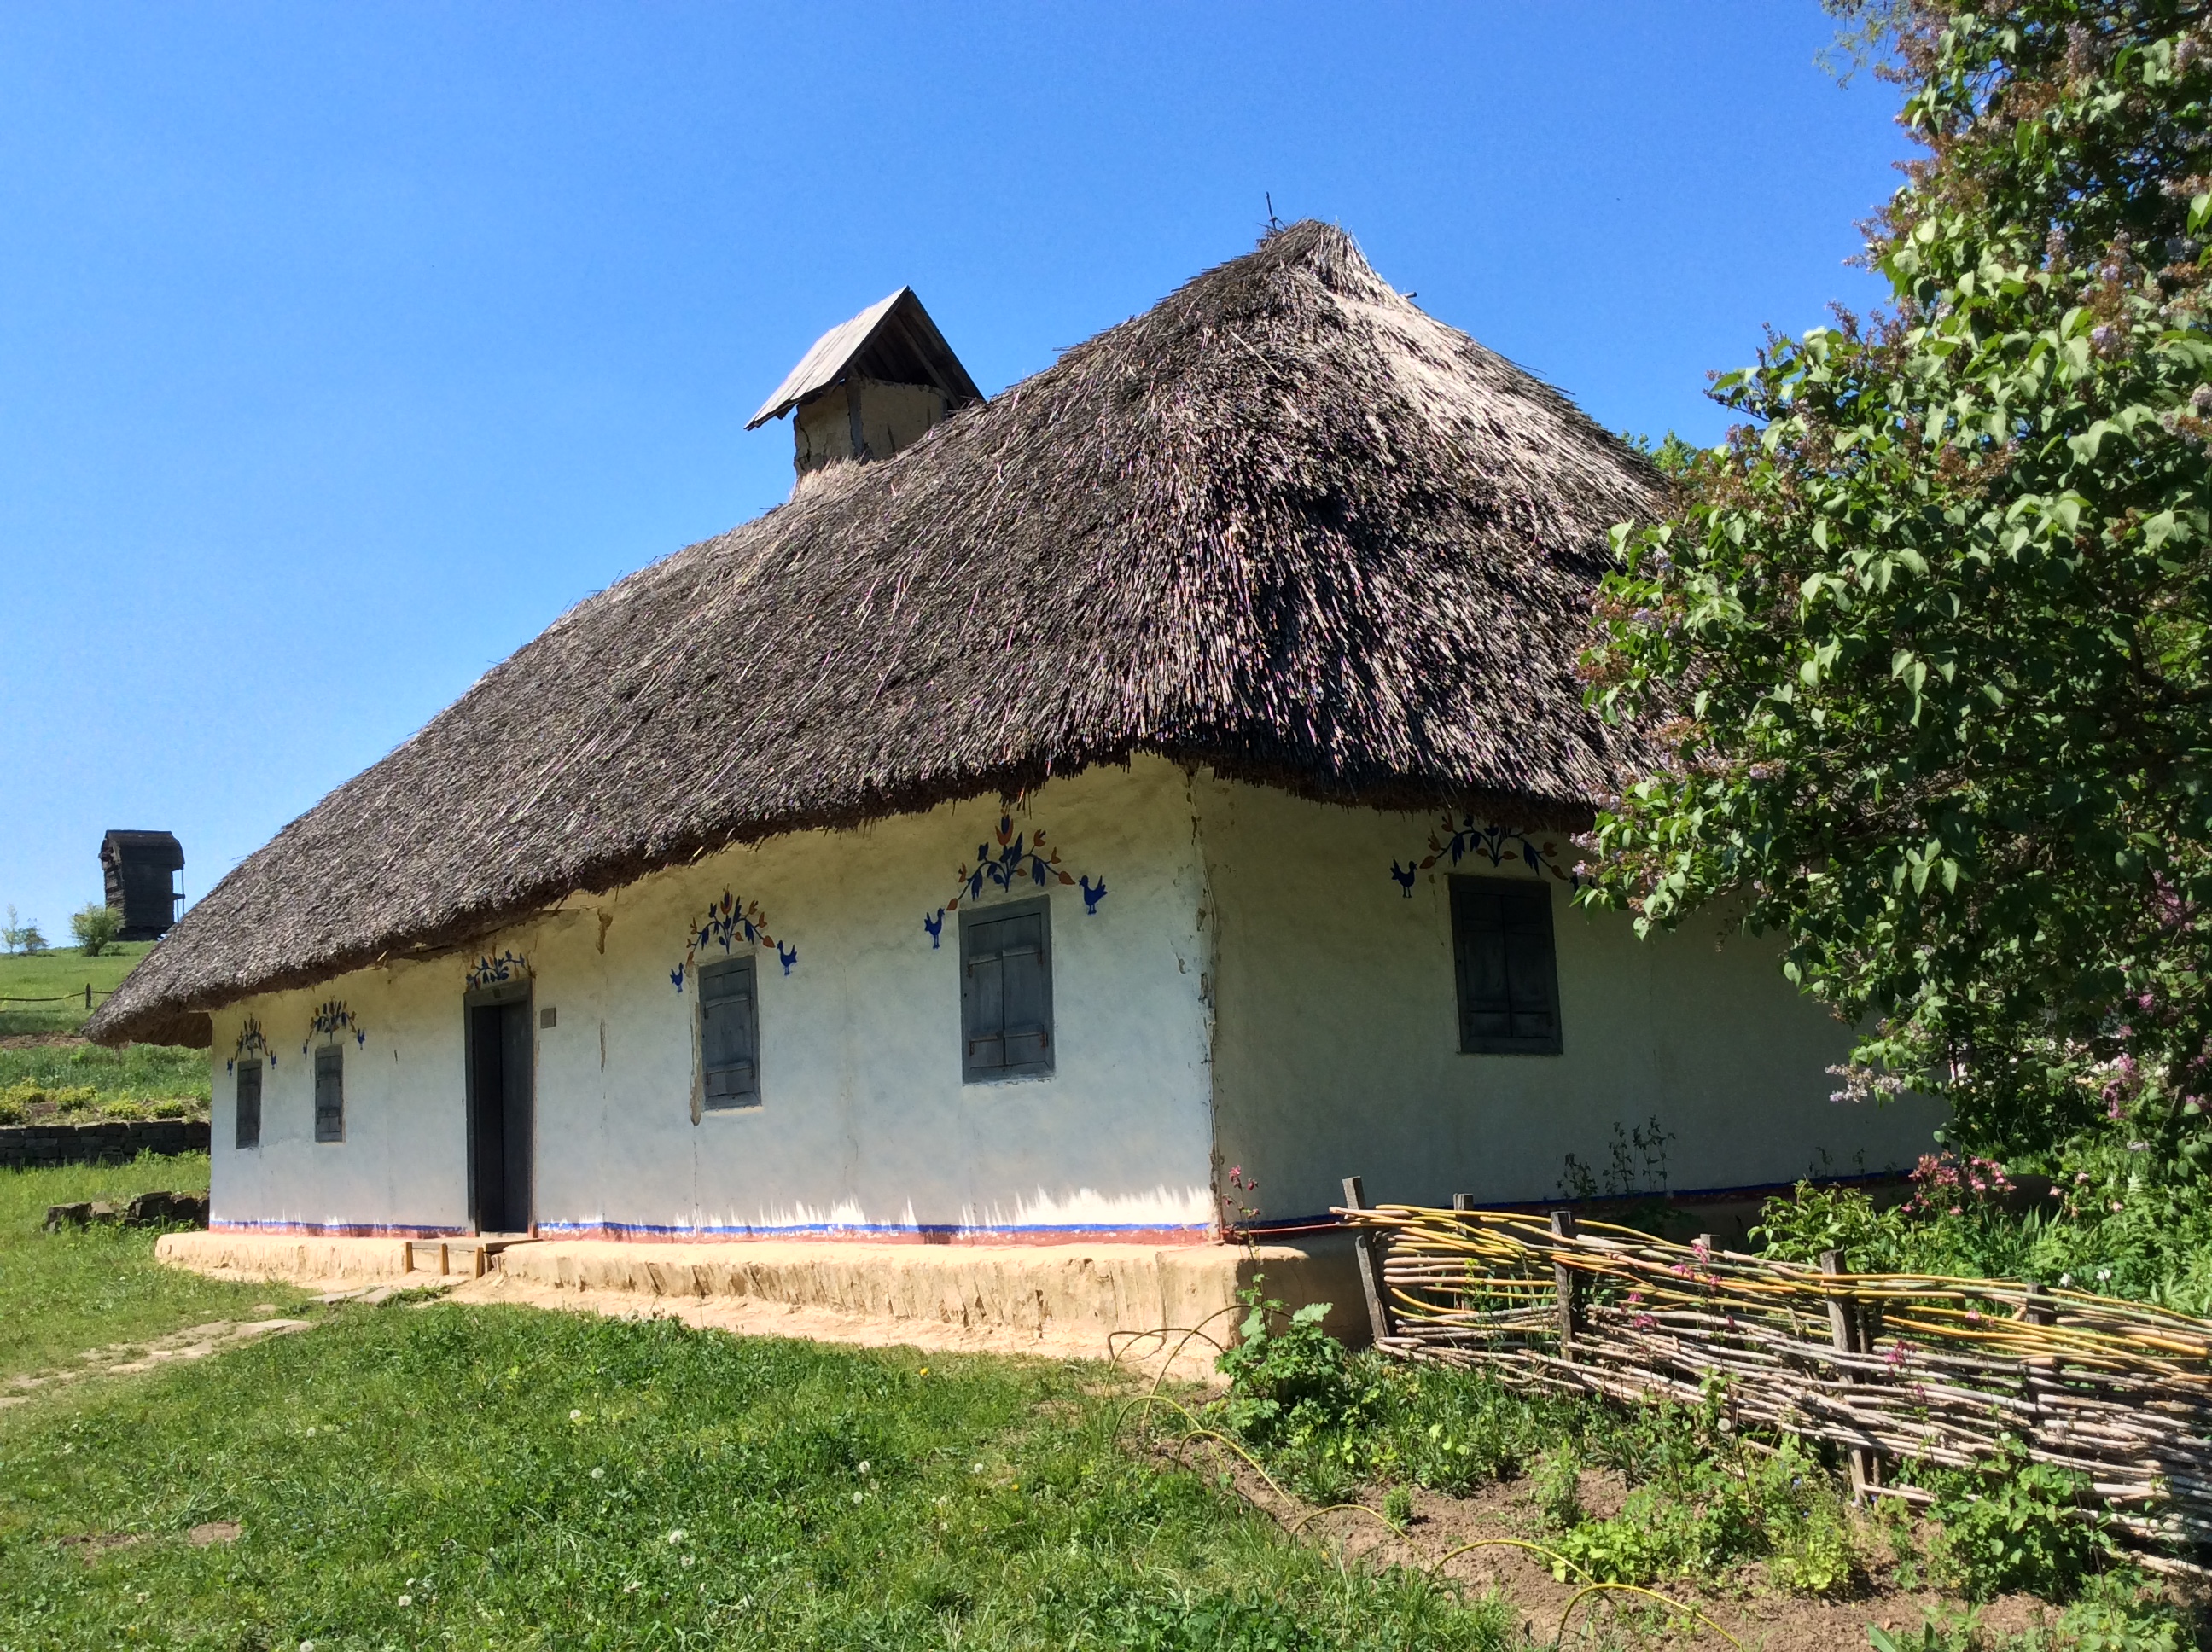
[1582,2,2212,1157]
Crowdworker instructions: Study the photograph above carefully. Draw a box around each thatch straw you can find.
[91,222,1659,1049]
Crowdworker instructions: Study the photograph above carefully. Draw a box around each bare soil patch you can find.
[1156,1435,2070,1651]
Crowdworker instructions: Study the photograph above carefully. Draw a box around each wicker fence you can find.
[1336,1195,2212,1556]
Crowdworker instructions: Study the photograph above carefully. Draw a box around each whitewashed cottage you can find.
[91,224,1940,1251]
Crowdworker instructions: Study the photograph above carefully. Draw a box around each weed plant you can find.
[0,1305,1521,1650]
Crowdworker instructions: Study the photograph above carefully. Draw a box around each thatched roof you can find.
[90,221,1660,1049]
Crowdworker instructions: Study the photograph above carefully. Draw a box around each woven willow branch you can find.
[1339,1204,2212,1550]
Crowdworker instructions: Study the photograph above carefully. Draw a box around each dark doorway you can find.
[466,989,533,1234]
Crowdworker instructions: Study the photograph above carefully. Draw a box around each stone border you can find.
[0,1119,210,1171]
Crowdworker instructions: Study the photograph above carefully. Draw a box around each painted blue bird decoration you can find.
[1389,861,1418,897]
[1080,875,1108,914]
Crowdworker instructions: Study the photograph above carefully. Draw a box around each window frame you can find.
[958,894,1056,1085]
[234,1058,262,1151]
[312,1043,346,1143]
[696,952,763,1111]
[1448,873,1564,1056]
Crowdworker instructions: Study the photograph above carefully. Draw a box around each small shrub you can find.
[149,1097,195,1120]
[69,903,122,957]
[1750,1180,1904,1271]
[1382,1486,1412,1528]
[1767,1498,1855,1597]
[101,1098,148,1121]
[1532,1444,1583,1530]
[1549,1503,1679,1583]
[1924,1440,2108,1603]
[2039,1573,2187,1652]
[0,1095,24,1126]
[0,1079,100,1115]
[1214,1289,1353,1446]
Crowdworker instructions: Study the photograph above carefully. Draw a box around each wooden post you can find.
[1452,1194,1475,1213]
[1342,1176,1392,1349]
[1550,1209,1580,1358]
[84,983,92,1011]
[1822,1249,1873,1502]
[2023,1280,2055,1327]
[1695,1232,1719,1254]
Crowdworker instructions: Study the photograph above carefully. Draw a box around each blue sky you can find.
[0,3,1910,939]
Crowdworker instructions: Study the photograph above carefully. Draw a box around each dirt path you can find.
[0,1312,315,1406]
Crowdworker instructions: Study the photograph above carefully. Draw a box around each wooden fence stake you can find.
[1551,1209,1580,1358]
[1452,1194,1475,1213]
[1342,1176,1392,1348]
[1822,1249,1873,1503]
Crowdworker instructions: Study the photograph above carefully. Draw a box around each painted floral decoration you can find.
[1388,814,1579,897]
[466,949,530,991]
[300,999,365,1056]
[672,891,795,992]
[227,1015,271,1075]
[924,815,1105,946]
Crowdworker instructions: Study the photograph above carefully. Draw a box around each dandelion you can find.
[681,1555,695,1568]
[570,1409,583,1421]
[917,1367,928,1377]
[852,1491,864,1505]
[857,1460,870,1475]
[667,1529,687,1545]
[591,1466,605,1480]
[971,1463,983,1475]
[398,1596,412,1608]
[2098,1269,2114,1282]
[2059,1273,2073,1287]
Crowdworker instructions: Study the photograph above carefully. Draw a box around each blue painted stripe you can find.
[535,1218,1210,1240]
[212,1219,466,1236]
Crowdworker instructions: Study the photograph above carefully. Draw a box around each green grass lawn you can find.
[0,942,155,1038]
[0,1042,210,1113]
[0,1305,1516,1650]
[0,1155,305,1383]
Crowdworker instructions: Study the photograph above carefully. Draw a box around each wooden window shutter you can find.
[1451,875,1563,1056]
[235,1060,261,1151]
[698,955,761,1108]
[960,897,1054,1082]
[313,1044,346,1142]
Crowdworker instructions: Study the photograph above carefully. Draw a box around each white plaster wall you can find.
[211,757,1217,1240]
[209,959,473,1234]
[1196,777,1946,1224]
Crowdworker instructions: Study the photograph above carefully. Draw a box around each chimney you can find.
[748,288,981,482]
